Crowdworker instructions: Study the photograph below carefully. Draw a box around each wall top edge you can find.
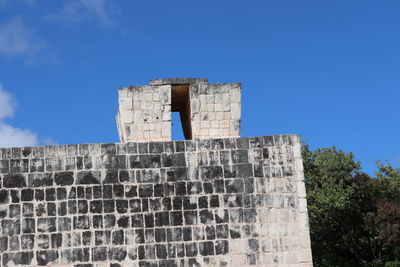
[118,81,241,90]
[149,78,208,85]
[0,135,301,156]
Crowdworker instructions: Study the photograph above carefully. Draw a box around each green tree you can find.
[303,143,400,267]
[363,162,400,266]
[302,144,363,266]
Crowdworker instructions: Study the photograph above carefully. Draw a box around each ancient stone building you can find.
[116,78,241,142]
[0,78,313,266]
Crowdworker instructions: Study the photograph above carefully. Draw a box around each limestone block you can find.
[210,128,218,136]
[162,122,170,138]
[160,86,171,105]
[297,180,307,198]
[145,93,153,101]
[201,120,210,129]
[191,119,200,133]
[133,111,144,123]
[118,87,128,98]
[211,121,219,129]
[230,120,241,135]
[162,110,171,121]
[153,103,161,112]
[223,111,230,119]
[199,94,207,104]
[191,99,200,114]
[200,128,209,136]
[298,212,310,229]
[259,209,269,223]
[223,128,230,136]
[230,239,250,254]
[222,93,230,104]
[299,198,308,212]
[115,113,123,138]
[145,101,153,110]
[208,112,216,121]
[231,90,241,103]
[120,110,133,123]
[150,131,158,139]
[223,103,231,112]
[132,102,141,110]
[297,249,313,263]
[215,94,222,104]
[231,103,241,120]
[221,83,231,93]
[139,93,146,101]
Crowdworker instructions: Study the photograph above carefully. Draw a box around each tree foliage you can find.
[302,144,400,267]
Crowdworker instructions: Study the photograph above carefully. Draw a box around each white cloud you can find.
[0,15,46,58]
[0,84,39,148]
[48,0,119,27]
[0,123,38,147]
[0,85,15,119]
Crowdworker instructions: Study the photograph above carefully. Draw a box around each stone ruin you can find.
[116,78,241,142]
[0,78,313,266]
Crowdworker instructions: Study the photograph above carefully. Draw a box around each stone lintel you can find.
[149,78,208,86]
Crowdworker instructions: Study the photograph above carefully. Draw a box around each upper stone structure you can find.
[116,78,241,142]
[0,78,313,266]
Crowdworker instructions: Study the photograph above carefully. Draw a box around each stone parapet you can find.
[0,135,312,266]
[116,78,241,142]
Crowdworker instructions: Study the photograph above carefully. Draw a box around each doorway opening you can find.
[171,84,192,140]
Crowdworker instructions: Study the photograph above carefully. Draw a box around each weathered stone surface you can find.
[55,172,74,186]
[0,135,312,266]
[76,171,101,184]
[4,174,26,188]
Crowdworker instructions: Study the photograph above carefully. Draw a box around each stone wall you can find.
[116,85,172,142]
[116,78,241,143]
[0,135,312,266]
[189,82,241,139]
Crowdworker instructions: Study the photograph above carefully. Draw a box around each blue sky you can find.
[0,0,398,175]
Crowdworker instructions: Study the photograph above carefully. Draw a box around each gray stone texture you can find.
[0,135,312,266]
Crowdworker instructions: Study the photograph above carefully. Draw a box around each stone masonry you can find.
[0,136,312,267]
[116,78,241,142]
[0,78,313,266]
